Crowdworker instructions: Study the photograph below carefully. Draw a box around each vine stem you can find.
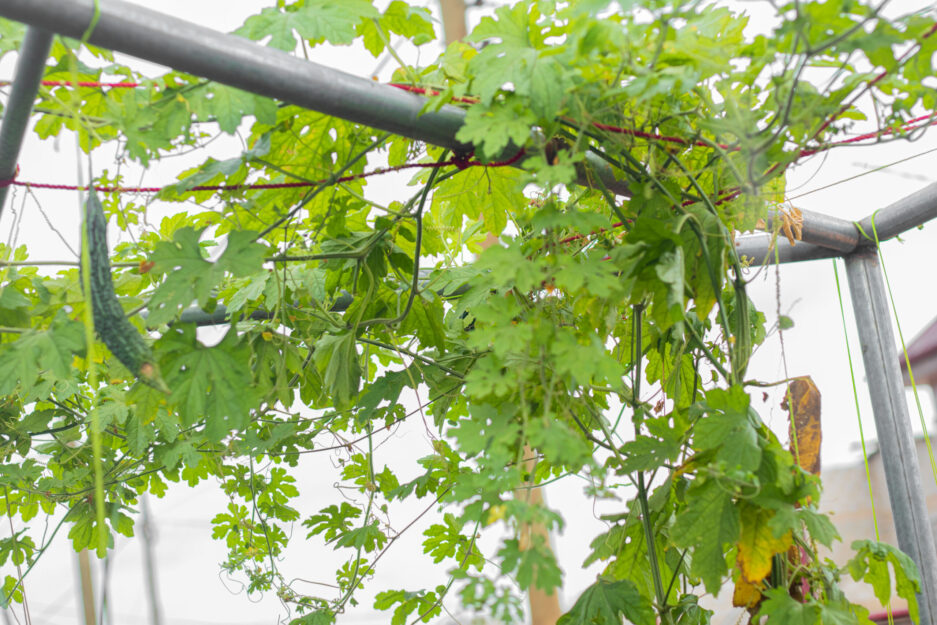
[255,133,390,240]
[2,505,75,607]
[333,422,376,613]
[358,151,448,330]
[629,305,667,611]
[593,306,667,614]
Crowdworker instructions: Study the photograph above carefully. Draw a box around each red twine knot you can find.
[451,151,473,170]
[0,164,19,188]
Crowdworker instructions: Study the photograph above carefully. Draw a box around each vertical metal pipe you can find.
[0,27,53,216]
[845,248,937,624]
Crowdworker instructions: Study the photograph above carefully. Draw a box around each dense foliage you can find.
[0,0,934,623]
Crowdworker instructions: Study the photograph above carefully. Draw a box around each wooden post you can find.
[439,2,561,620]
[76,550,96,625]
[519,447,563,625]
[438,0,467,45]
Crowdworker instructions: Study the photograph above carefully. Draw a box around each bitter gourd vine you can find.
[84,191,169,393]
[0,1,931,622]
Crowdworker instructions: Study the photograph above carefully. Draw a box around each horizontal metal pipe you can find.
[743,179,937,264]
[0,27,53,216]
[734,233,840,265]
[176,295,352,326]
[0,0,629,196]
[764,207,859,253]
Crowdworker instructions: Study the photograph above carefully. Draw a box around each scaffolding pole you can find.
[0,0,630,197]
[857,180,937,244]
[738,179,937,266]
[845,248,937,625]
[0,27,53,216]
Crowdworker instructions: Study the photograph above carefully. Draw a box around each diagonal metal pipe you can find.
[856,179,937,245]
[0,27,53,217]
[0,0,630,197]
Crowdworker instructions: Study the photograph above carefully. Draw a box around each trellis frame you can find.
[1,0,936,621]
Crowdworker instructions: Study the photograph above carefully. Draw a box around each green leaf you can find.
[694,387,761,472]
[290,609,335,625]
[848,540,921,623]
[558,577,655,625]
[430,166,524,237]
[399,292,447,351]
[0,315,85,395]
[314,331,361,408]
[147,228,267,326]
[756,588,821,625]
[196,85,269,134]
[356,368,415,426]
[165,329,256,441]
[304,503,361,543]
[671,478,739,593]
[618,435,682,472]
[455,99,536,160]
[335,520,387,552]
[236,0,378,50]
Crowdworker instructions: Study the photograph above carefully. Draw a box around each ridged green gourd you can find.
[85,192,169,394]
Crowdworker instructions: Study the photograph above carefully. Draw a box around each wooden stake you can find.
[519,446,563,625]
[76,549,96,625]
[438,0,467,45]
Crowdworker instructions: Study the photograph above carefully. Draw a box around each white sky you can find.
[1,1,937,624]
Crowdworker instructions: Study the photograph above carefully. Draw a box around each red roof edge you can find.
[900,317,937,371]
[869,608,910,623]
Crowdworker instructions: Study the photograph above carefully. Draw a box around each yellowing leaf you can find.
[732,577,763,608]
[737,506,792,583]
[783,376,821,476]
[486,504,507,525]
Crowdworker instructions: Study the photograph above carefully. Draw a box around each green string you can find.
[833,259,881,541]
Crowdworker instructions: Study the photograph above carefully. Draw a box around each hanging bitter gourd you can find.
[84,192,170,393]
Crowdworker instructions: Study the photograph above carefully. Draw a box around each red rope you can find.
[813,22,937,139]
[10,79,934,161]
[0,150,525,194]
[798,113,937,158]
[5,25,933,247]
[388,83,478,104]
[0,80,144,88]
[41,80,142,89]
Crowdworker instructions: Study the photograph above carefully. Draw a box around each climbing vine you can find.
[0,0,934,623]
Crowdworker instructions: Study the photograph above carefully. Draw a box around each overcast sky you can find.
[1,1,937,624]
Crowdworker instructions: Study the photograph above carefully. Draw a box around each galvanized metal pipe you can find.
[856,180,937,245]
[734,233,840,265]
[845,248,937,625]
[764,207,859,253]
[739,177,937,264]
[0,27,53,216]
[0,0,630,196]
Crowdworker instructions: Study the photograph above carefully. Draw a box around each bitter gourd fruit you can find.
[84,192,169,394]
